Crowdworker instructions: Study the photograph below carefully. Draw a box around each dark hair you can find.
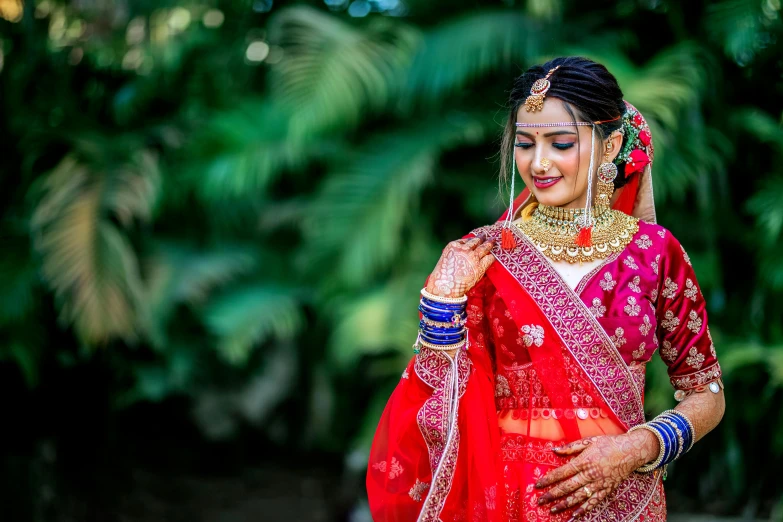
[500,56,631,196]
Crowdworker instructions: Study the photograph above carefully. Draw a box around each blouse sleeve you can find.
[655,230,722,391]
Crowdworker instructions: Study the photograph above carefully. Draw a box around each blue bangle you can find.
[419,335,465,346]
[420,331,465,342]
[648,421,676,466]
[420,297,466,311]
[420,329,466,341]
[662,411,695,452]
[420,322,464,334]
[418,306,466,322]
[660,412,693,453]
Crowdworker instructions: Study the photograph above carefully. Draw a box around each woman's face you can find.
[514,98,598,209]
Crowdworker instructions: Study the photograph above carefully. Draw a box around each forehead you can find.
[515,97,575,126]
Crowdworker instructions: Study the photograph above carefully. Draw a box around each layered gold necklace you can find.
[515,204,639,263]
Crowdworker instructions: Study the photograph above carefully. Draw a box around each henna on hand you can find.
[536,431,659,516]
[425,234,495,298]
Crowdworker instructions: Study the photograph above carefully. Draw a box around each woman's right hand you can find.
[425,235,496,299]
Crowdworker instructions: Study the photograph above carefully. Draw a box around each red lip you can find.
[533,176,563,189]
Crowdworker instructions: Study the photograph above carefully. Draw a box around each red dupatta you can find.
[367,223,664,522]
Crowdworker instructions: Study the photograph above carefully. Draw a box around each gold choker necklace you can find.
[516,204,639,263]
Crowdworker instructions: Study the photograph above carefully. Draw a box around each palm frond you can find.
[183,100,315,201]
[403,11,545,104]
[747,175,783,245]
[143,242,259,347]
[303,113,491,287]
[30,151,160,345]
[706,0,773,65]
[268,6,420,138]
[201,284,304,365]
[583,44,725,203]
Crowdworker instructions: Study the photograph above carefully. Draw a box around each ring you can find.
[583,486,593,498]
[540,158,552,172]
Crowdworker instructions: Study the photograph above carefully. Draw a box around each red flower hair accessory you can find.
[615,101,654,178]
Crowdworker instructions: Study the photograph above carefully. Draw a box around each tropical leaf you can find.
[30,151,160,345]
[705,0,778,66]
[403,11,547,104]
[202,284,304,365]
[142,242,259,347]
[0,236,39,326]
[581,44,725,203]
[267,6,420,138]
[184,100,316,201]
[303,113,491,287]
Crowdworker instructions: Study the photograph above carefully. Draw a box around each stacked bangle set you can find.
[413,288,469,353]
[628,409,695,473]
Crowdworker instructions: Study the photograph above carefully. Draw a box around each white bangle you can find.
[421,287,468,304]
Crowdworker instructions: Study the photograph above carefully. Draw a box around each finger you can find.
[548,484,595,514]
[479,254,495,273]
[464,237,482,248]
[536,460,581,489]
[537,472,588,505]
[554,436,599,456]
[475,240,494,256]
[569,486,611,520]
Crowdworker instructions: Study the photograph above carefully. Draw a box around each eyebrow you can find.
[515,130,578,138]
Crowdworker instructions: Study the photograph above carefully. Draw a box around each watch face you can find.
[709,382,720,394]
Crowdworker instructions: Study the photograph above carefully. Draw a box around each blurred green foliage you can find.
[1,0,783,518]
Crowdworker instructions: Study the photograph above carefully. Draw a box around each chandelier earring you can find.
[596,143,618,209]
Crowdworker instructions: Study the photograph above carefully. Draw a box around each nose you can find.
[532,153,552,175]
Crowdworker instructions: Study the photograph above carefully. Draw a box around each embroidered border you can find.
[415,350,470,522]
[670,361,722,390]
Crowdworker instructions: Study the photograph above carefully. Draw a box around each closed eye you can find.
[553,143,575,150]
[514,143,534,149]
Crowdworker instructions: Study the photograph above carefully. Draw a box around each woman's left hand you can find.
[535,431,657,519]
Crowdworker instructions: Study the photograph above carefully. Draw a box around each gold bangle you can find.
[421,288,468,304]
[419,339,466,351]
[628,424,666,473]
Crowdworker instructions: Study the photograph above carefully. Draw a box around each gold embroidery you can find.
[624,296,641,317]
[651,254,660,275]
[651,287,658,302]
[686,346,705,369]
[687,310,703,333]
[633,342,646,359]
[388,456,404,479]
[628,275,642,293]
[485,484,497,511]
[708,328,716,357]
[661,310,680,332]
[661,277,679,299]
[684,278,698,301]
[624,255,639,270]
[657,229,666,238]
[681,244,692,266]
[599,271,617,291]
[640,314,652,336]
[521,324,545,347]
[493,317,504,337]
[589,297,606,318]
[661,340,677,362]
[495,374,512,397]
[611,327,627,347]
[635,234,653,249]
[402,369,409,379]
[409,479,430,502]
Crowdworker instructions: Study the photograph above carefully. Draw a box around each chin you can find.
[531,190,571,208]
